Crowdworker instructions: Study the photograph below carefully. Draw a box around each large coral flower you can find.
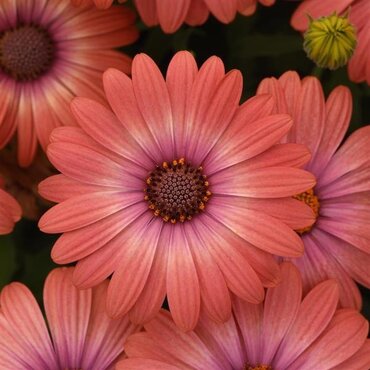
[0,0,138,167]
[117,263,370,370]
[0,177,21,234]
[0,267,140,370]
[132,0,275,33]
[258,71,370,309]
[291,0,370,85]
[39,51,315,331]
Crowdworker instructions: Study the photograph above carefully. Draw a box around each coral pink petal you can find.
[211,166,316,198]
[205,113,292,174]
[117,359,180,370]
[132,53,175,160]
[298,233,362,309]
[232,298,263,365]
[318,126,370,188]
[145,312,221,368]
[47,141,142,189]
[70,97,152,170]
[129,233,168,324]
[16,89,37,167]
[134,0,158,27]
[166,51,198,157]
[51,203,145,264]
[257,77,288,115]
[291,0,354,31]
[81,281,139,369]
[43,268,92,369]
[245,143,311,170]
[39,192,142,233]
[124,332,183,366]
[103,68,163,163]
[191,70,243,164]
[203,0,238,23]
[106,214,162,318]
[274,280,339,369]
[0,188,21,222]
[313,228,370,288]
[156,0,191,33]
[38,174,106,203]
[331,340,370,370]
[0,283,57,369]
[195,213,265,303]
[166,225,201,331]
[348,27,370,83]
[195,312,244,369]
[245,197,315,230]
[207,196,304,257]
[287,309,369,370]
[0,81,17,149]
[261,263,302,364]
[184,56,225,161]
[72,218,150,290]
[186,222,232,323]
[185,0,209,26]
[293,77,326,167]
[309,86,352,176]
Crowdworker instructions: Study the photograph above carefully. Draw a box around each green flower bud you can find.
[303,12,357,70]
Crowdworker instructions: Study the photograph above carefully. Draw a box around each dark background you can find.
[1,0,369,321]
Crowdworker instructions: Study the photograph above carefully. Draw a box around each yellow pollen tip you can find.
[170,219,177,224]
[179,158,185,165]
[293,188,320,234]
[303,11,357,70]
[162,161,168,168]
[179,215,186,222]
[163,216,169,222]
[146,178,151,185]
[172,160,178,166]
[154,209,160,216]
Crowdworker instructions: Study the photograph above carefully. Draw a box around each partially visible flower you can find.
[0,176,21,234]
[303,12,357,70]
[117,263,370,370]
[258,71,370,309]
[291,0,370,84]
[0,0,138,167]
[132,0,275,33]
[0,267,140,370]
[38,51,315,331]
[71,0,126,10]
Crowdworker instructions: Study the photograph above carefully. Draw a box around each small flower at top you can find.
[291,0,370,85]
[38,51,316,331]
[303,12,357,70]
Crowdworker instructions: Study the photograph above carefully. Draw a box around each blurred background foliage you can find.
[0,0,369,320]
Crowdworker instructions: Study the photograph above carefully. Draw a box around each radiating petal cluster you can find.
[258,70,370,309]
[117,263,370,370]
[38,51,316,331]
[0,0,138,167]
[291,0,370,84]
[0,177,21,234]
[0,267,139,370]
[132,0,276,33]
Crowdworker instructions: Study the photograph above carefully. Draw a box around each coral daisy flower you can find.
[117,263,370,370]
[0,177,21,234]
[258,71,370,309]
[0,267,140,370]
[291,0,370,85]
[0,0,138,167]
[38,51,316,331]
[130,0,275,33]
[71,0,126,10]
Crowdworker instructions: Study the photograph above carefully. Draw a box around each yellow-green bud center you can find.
[303,12,357,70]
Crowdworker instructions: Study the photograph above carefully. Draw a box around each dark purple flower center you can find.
[145,158,211,224]
[0,25,54,81]
[245,365,272,370]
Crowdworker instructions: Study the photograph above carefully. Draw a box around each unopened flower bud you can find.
[303,12,357,70]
